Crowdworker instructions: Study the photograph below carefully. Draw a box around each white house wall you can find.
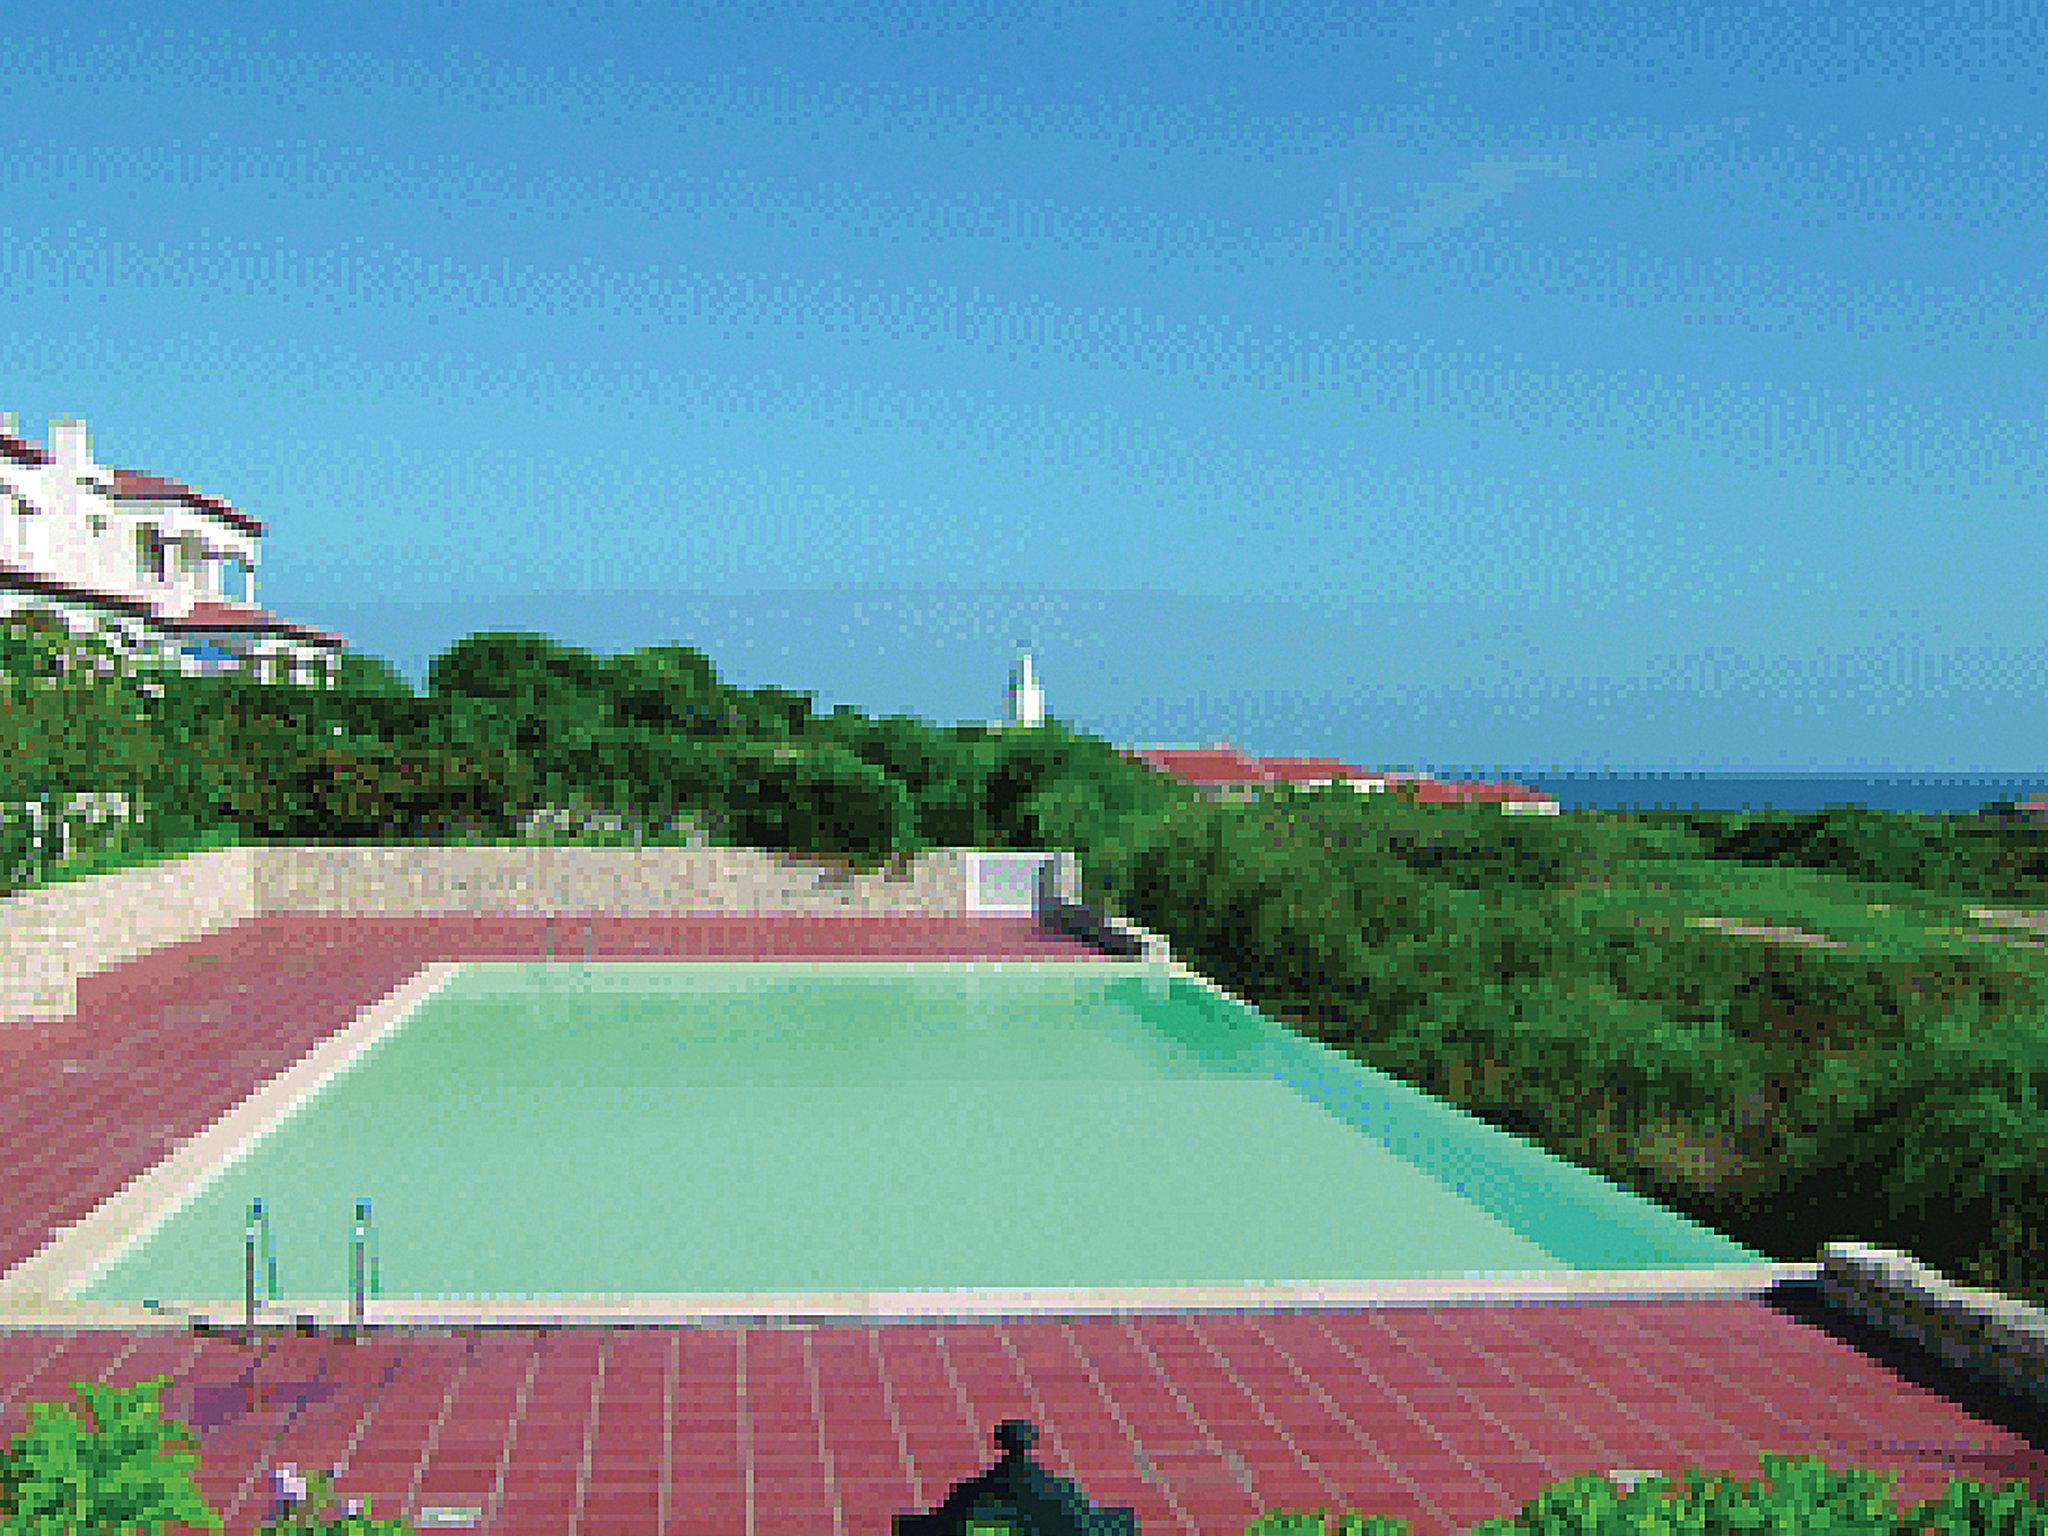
[103,502,259,612]
[6,439,260,612]
[3,417,327,686]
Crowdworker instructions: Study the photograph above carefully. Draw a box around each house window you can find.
[136,528,166,582]
[181,639,240,676]
[5,492,33,559]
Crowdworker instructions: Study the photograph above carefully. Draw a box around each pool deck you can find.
[0,913,2042,1534]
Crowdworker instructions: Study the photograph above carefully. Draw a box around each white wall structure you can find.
[1003,649,1045,728]
[966,850,1059,912]
[0,413,345,686]
[0,845,1004,1022]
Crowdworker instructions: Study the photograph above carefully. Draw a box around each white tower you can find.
[1005,649,1045,728]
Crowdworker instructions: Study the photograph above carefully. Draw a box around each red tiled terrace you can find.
[1,913,2042,1535]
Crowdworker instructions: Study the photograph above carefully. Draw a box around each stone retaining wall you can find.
[254,845,973,916]
[0,845,982,1023]
[1820,1241,2048,1410]
[0,846,261,1023]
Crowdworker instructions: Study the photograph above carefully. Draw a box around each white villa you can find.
[0,413,344,685]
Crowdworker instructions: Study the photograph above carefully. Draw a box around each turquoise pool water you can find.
[80,962,1761,1302]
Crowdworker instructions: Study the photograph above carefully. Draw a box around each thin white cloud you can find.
[1354,120,1737,244]
[1424,0,1546,64]
[1399,151,1595,240]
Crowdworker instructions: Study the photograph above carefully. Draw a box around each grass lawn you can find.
[1567,855,2048,969]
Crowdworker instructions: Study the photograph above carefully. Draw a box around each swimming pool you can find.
[22,961,1771,1320]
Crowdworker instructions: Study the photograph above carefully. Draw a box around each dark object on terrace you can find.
[895,1419,1138,1536]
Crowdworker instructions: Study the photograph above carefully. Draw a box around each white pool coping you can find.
[0,957,1817,1331]
[0,1265,1822,1332]
[0,962,464,1314]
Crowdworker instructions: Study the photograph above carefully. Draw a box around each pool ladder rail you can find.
[239,1197,381,1334]
[540,916,598,966]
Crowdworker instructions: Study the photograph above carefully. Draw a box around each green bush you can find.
[0,802,40,895]
[258,1467,413,1535]
[528,724,731,835]
[724,742,919,864]
[1676,805,2025,895]
[0,1377,220,1535]
[1245,1454,2048,1536]
[810,712,996,847]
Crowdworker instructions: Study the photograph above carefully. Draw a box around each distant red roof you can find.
[109,469,265,537]
[0,432,52,468]
[1259,757,1391,785]
[1481,781,1557,804]
[1391,778,1558,806]
[156,599,345,650]
[1129,744,1273,787]
[1396,779,1473,804]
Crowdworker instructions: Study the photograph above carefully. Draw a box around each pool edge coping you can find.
[2,953,1807,1332]
[0,961,466,1307]
[0,1263,1822,1331]
[0,955,1157,1315]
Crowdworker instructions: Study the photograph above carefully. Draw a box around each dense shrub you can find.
[427,630,611,714]
[723,742,919,863]
[1248,1455,2048,1536]
[1594,922,2048,1050]
[527,723,732,833]
[1661,803,2048,898]
[604,644,726,736]
[0,1376,220,1534]
[809,713,999,847]
[150,711,536,842]
[0,802,36,893]
[1097,796,1448,1005]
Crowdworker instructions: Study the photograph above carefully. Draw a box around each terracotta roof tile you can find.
[1260,757,1390,784]
[0,432,53,467]
[155,598,344,649]
[1132,745,1274,786]
[109,469,265,537]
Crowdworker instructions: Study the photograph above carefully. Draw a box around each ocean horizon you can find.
[1430,770,2048,817]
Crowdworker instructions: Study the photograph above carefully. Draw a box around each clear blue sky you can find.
[6,1,2044,773]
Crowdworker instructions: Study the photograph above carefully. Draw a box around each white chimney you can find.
[0,412,16,438]
[48,417,92,473]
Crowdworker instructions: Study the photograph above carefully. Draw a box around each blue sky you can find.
[5,0,2045,772]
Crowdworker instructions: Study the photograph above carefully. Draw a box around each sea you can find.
[1440,771,2048,818]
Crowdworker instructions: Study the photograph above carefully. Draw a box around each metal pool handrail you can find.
[243,1197,279,1333]
[351,1199,381,1329]
[540,916,597,965]
[236,1198,382,1332]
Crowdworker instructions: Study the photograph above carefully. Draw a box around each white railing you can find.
[1,791,136,873]
[966,850,1065,913]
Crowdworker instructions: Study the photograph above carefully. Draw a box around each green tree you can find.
[732,683,816,738]
[725,742,917,862]
[332,651,415,697]
[810,713,993,846]
[428,631,609,712]
[0,609,168,881]
[604,644,725,735]
[972,721,1168,851]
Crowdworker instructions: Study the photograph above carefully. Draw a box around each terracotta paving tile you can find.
[5,916,2048,1533]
